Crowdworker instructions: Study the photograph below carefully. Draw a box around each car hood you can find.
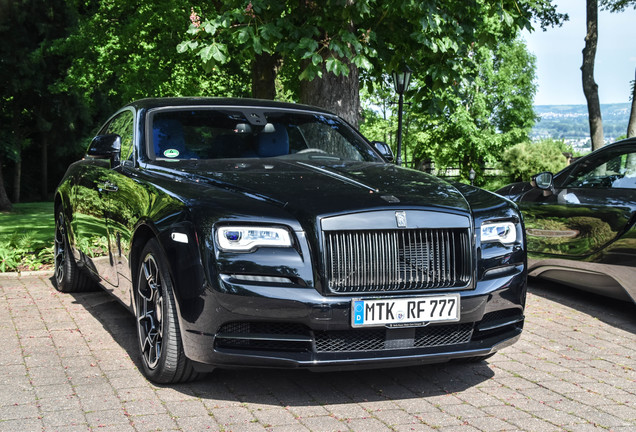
[150,158,471,217]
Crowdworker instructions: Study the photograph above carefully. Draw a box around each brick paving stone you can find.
[439,402,491,419]
[252,406,299,427]
[164,399,209,418]
[391,423,436,432]
[40,407,87,428]
[174,415,220,430]
[464,415,517,431]
[1,274,635,432]
[372,408,424,426]
[84,408,131,428]
[325,402,369,420]
[345,417,393,431]
[299,415,350,431]
[123,398,168,416]
[130,413,180,432]
[266,424,312,432]
[212,405,258,426]
[286,404,331,419]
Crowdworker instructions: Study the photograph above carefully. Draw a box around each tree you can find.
[58,0,250,116]
[421,38,538,180]
[0,0,86,209]
[501,140,568,182]
[582,0,604,151]
[180,1,566,128]
[628,68,636,138]
[583,0,636,150]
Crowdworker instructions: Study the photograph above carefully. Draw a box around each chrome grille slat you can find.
[325,228,471,293]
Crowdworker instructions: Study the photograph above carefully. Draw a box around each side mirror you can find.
[87,134,122,167]
[372,141,394,162]
[531,172,554,196]
[531,172,554,190]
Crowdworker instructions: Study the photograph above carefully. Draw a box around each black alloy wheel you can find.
[135,238,200,383]
[54,209,92,293]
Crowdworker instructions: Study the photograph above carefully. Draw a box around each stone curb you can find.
[0,270,54,278]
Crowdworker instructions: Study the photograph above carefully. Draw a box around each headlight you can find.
[480,221,516,245]
[216,226,292,252]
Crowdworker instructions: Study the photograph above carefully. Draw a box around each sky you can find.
[522,0,636,106]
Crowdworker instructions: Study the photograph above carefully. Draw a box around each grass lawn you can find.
[0,202,54,272]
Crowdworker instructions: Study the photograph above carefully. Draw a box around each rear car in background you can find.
[497,138,636,304]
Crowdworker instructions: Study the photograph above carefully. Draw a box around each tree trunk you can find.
[581,0,604,150]
[13,158,21,204]
[628,68,636,138]
[299,57,360,128]
[0,156,12,212]
[41,134,48,200]
[251,53,278,100]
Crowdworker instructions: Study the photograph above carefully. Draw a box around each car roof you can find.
[125,97,336,115]
[606,136,636,147]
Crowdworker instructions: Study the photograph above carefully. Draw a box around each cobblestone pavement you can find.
[0,273,634,432]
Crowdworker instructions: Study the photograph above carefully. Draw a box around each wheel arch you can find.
[129,223,158,303]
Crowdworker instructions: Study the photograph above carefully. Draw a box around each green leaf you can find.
[311,53,322,66]
[325,57,337,74]
[198,43,227,64]
[198,45,214,62]
[253,38,263,54]
[176,41,189,54]
[352,55,372,71]
[298,37,319,53]
[204,21,218,36]
[211,44,228,63]
[237,27,251,44]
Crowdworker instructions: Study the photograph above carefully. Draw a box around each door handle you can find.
[98,181,119,192]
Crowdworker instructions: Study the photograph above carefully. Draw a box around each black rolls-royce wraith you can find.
[55,98,527,383]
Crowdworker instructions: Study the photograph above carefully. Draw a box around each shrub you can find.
[0,232,53,272]
[501,140,569,183]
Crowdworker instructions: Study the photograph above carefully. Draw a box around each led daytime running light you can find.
[481,221,516,245]
[217,226,292,251]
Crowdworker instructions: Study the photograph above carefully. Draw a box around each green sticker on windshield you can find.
[163,149,180,158]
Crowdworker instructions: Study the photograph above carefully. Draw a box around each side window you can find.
[105,110,135,161]
[565,147,636,189]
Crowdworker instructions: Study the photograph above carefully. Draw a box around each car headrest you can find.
[257,124,289,158]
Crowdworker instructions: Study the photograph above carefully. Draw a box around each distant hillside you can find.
[531,103,631,149]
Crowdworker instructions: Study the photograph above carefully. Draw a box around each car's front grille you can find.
[325,228,471,293]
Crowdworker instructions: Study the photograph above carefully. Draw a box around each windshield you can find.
[148,108,382,162]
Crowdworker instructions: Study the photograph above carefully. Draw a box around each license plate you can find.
[351,294,460,327]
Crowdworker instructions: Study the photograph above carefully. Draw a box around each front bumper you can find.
[179,268,526,371]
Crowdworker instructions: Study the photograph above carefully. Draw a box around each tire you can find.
[135,238,201,383]
[54,209,94,293]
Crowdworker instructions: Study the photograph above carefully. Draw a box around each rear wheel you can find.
[135,238,201,383]
[54,209,94,293]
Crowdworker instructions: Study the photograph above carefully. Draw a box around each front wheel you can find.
[135,238,201,383]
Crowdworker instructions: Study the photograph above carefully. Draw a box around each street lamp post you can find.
[469,168,476,186]
[392,64,411,166]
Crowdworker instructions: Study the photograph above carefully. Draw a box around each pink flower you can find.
[190,7,201,28]
[245,2,255,18]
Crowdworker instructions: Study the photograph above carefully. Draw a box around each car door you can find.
[71,157,120,287]
[71,110,136,288]
[519,144,636,258]
[102,109,138,290]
